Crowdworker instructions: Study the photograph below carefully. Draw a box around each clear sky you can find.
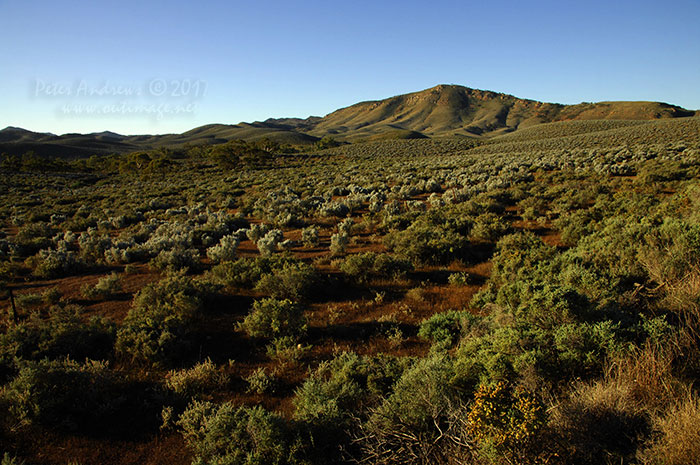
[1,0,699,135]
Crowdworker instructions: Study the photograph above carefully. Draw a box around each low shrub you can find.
[266,336,310,364]
[246,223,270,243]
[359,356,458,464]
[150,247,200,272]
[2,358,124,431]
[206,234,240,263]
[301,226,319,248]
[0,305,115,363]
[418,310,477,348]
[257,230,284,257]
[164,358,228,398]
[178,401,304,465]
[116,274,215,366]
[329,232,349,256]
[470,212,510,242]
[245,367,278,394]
[81,272,122,300]
[447,272,470,286]
[384,223,468,265]
[294,352,366,429]
[254,261,319,301]
[339,252,413,283]
[239,298,307,340]
[210,256,300,288]
[29,248,83,278]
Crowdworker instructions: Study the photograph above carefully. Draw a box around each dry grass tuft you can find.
[639,394,700,465]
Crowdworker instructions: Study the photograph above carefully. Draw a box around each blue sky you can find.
[1,0,699,135]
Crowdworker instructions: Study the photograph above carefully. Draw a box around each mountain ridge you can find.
[1,84,697,157]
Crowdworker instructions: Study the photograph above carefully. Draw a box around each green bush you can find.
[293,352,410,460]
[29,248,84,278]
[116,274,214,366]
[13,222,54,256]
[178,401,303,465]
[301,226,319,248]
[293,352,366,429]
[0,305,115,363]
[254,261,319,300]
[164,358,228,398]
[150,247,200,272]
[211,256,300,288]
[384,222,468,265]
[239,298,307,340]
[418,310,477,348]
[329,232,349,255]
[266,336,311,364]
[359,356,458,464]
[339,252,413,283]
[485,232,556,288]
[245,367,278,394]
[81,272,122,300]
[2,358,124,431]
[206,234,240,263]
[470,212,510,242]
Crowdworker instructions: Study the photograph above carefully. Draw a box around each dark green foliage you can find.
[385,221,469,265]
[486,232,557,288]
[294,352,411,460]
[339,252,413,283]
[116,274,215,366]
[178,401,306,465]
[209,140,274,169]
[12,222,54,256]
[240,298,307,340]
[28,248,85,278]
[0,305,115,363]
[371,355,456,432]
[150,247,200,272]
[254,261,320,301]
[464,232,634,384]
[315,136,341,150]
[418,310,477,348]
[637,159,688,184]
[2,358,124,431]
[359,356,459,463]
[294,353,408,428]
[211,256,300,288]
[470,212,510,242]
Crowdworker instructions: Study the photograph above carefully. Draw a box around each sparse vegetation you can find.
[1,108,700,465]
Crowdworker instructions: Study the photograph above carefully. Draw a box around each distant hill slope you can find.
[471,117,700,155]
[1,84,696,157]
[291,85,694,140]
[0,123,320,158]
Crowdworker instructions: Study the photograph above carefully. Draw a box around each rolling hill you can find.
[289,85,695,140]
[1,84,696,157]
